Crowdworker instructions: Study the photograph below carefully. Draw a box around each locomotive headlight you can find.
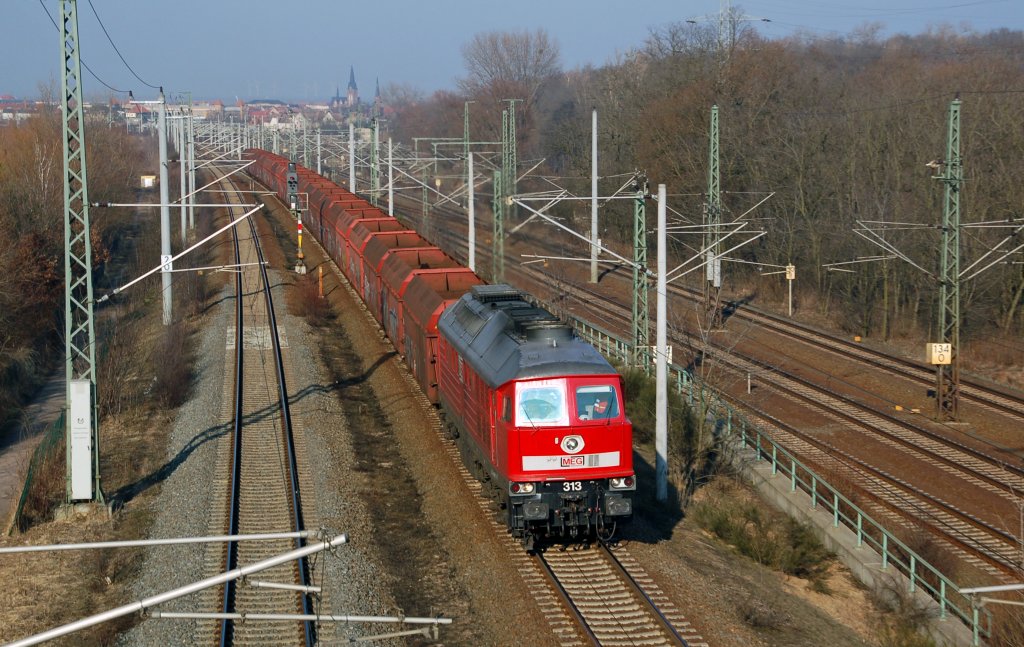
[510,482,535,495]
[610,476,636,490]
[560,435,585,454]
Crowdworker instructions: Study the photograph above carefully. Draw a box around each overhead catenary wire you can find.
[36,0,128,95]
[85,0,159,89]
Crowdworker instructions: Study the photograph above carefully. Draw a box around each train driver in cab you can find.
[577,386,618,420]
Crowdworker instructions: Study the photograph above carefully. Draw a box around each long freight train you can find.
[244,150,635,546]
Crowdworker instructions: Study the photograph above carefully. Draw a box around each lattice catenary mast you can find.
[935,98,962,420]
[60,0,102,503]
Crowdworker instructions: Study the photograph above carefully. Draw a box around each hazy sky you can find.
[2,0,1019,102]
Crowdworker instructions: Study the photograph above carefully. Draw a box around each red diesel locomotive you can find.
[244,149,635,545]
[437,284,635,544]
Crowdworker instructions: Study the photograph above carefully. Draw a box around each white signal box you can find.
[69,379,94,500]
[785,264,796,280]
[140,175,156,189]
[926,343,952,365]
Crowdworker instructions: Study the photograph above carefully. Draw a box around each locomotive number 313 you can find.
[563,481,583,492]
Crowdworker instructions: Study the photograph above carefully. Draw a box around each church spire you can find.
[346,66,358,107]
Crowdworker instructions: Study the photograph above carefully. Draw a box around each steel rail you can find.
[532,551,600,646]
[712,290,1024,423]
[246,211,316,644]
[216,171,313,646]
[220,195,245,646]
[694,339,1024,490]
[599,541,691,646]
[534,545,690,646]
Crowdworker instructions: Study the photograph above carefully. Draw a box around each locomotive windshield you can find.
[515,378,569,427]
[575,384,620,421]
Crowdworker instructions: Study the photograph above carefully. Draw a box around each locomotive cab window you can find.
[575,384,620,421]
[515,379,569,427]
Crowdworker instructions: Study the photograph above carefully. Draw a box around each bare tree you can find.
[380,82,425,110]
[459,29,561,105]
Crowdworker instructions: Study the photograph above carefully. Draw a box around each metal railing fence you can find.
[568,315,991,644]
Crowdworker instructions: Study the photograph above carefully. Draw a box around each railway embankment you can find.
[735,443,978,647]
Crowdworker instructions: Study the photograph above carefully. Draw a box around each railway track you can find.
[193,172,319,646]
[563,277,1024,580]
[711,293,1024,424]
[536,542,704,646]
[748,411,1022,578]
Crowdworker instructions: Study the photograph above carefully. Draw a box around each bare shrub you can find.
[893,529,959,595]
[98,312,143,417]
[875,623,938,647]
[152,322,191,408]
[990,601,1024,647]
[292,273,332,325]
[178,267,212,319]
[737,595,790,630]
[780,519,833,582]
[690,477,835,588]
[870,576,936,647]
[0,346,43,425]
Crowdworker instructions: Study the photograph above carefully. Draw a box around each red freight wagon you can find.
[402,269,483,403]
[343,223,418,294]
[379,247,461,347]
[361,232,432,325]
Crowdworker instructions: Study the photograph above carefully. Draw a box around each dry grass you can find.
[13,435,66,531]
[989,600,1024,647]
[0,345,54,430]
[0,511,149,646]
[152,322,192,409]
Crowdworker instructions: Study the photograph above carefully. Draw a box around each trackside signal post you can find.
[288,162,306,274]
[59,0,102,503]
[786,264,796,317]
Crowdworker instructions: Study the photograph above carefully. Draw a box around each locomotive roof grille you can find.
[470,284,521,303]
